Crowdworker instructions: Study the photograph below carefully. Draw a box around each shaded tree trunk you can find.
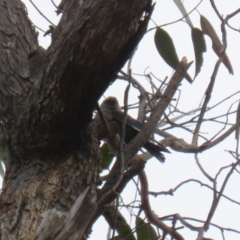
[0,0,153,239]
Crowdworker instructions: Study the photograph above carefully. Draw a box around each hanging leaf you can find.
[200,15,233,74]
[100,143,114,170]
[173,0,193,27]
[154,27,179,69]
[135,216,158,240]
[191,27,206,78]
[154,28,192,83]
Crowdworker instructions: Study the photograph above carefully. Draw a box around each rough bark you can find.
[1,125,100,240]
[0,0,153,239]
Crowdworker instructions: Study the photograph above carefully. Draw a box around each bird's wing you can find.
[111,109,170,153]
[111,109,143,131]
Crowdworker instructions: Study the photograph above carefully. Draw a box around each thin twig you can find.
[149,178,240,206]
[161,215,240,235]
[118,72,148,122]
[204,160,240,230]
[50,0,58,9]
[118,74,131,187]
[195,154,214,182]
[203,119,240,151]
[225,8,240,32]
[192,57,223,145]
[148,0,203,32]
[29,0,56,27]
[124,58,192,161]
[34,25,45,33]
[209,0,222,20]
[139,170,184,240]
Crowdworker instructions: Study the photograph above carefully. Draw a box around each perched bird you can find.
[96,96,170,162]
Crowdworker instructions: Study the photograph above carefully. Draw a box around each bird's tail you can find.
[144,142,166,163]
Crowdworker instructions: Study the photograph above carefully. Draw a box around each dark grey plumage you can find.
[98,96,169,162]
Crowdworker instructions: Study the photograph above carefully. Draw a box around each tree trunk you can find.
[0,0,153,239]
[1,124,100,239]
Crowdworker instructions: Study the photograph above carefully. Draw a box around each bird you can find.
[95,96,170,162]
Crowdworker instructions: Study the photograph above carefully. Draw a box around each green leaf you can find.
[100,143,114,170]
[117,219,136,240]
[154,27,193,83]
[191,27,206,79]
[154,27,179,69]
[135,217,158,240]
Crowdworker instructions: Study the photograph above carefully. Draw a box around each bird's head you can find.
[101,97,120,110]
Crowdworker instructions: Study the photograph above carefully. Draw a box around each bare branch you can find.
[204,160,240,230]
[139,170,184,240]
[124,58,192,161]
[192,57,223,145]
